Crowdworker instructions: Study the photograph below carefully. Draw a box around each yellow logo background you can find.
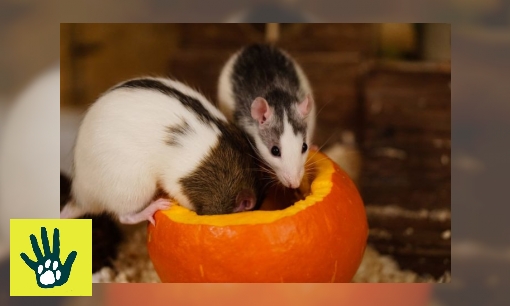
[10,219,92,296]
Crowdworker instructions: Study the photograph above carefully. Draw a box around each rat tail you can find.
[60,200,85,219]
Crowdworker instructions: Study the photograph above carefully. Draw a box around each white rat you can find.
[217,43,316,189]
[60,77,263,225]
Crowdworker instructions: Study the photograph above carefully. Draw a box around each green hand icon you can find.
[20,227,77,288]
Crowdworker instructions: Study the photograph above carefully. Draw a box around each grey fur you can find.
[229,44,309,151]
[165,120,193,146]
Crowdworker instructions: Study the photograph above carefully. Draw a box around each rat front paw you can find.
[147,199,173,226]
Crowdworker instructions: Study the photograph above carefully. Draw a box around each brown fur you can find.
[179,123,265,215]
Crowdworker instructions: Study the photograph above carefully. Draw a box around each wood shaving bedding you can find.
[92,223,448,283]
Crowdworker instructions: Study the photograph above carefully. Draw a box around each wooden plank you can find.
[360,146,450,208]
[366,68,451,87]
[168,50,239,104]
[177,23,264,50]
[364,69,451,132]
[367,210,451,231]
[366,90,451,112]
[174,25,370,82]
[277,23,378,55]
[360,61,451,214]
[65,23,181,107]
[365,204,451,278]
[375,59,451,74]
[364,128,451,152]
[362,153,450,171]
[362,195,451,211]
[360,178,450,210]
[292,52,362,85]
[365,109,450,131]
[362,143,451,156]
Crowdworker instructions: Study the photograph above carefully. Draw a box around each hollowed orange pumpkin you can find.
[147,150,368,282]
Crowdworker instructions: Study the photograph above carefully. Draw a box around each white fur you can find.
[71,77,223,217]
[217,47,316,188]
[217,51,240,121]
[252,112,307,188]
[293,61,316,145]
[159,78,228,122]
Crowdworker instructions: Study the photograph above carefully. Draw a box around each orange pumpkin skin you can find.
[147,151,368,283]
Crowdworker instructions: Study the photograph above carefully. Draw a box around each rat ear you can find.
[297,94,313,117]
[233,189,256,213]
[251,97,272,125]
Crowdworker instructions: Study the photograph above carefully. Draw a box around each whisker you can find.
[248,163,273,172]
[245,151,268,167]
[263,177,281,195]
[314,98,334,122]
[306,156,330,164]
[244,137,261,156]
[305,173,314,178]
[251,170,276,177]
[245,137,271,166]
[255,168,275,176]
[304,167,315,175]
[305,157,331,168]
[308,129,339,161]
[262,179,274,193]
[244,151,276,177]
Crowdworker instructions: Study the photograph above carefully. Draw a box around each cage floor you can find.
[92,223,450,283]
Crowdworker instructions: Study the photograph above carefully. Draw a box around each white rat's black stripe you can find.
[116,79,253,141]
[115,79,222,127]
[115,78,245,151]
[230,44,307,140]
[115,79,254,142]
[165,120,193,146]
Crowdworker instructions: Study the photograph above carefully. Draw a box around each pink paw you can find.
[147,198,173,226]
[118,198,174,226]
[310,144,319,151]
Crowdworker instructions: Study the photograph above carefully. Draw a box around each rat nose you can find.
[289,180,300,189]
[283,175,301,189]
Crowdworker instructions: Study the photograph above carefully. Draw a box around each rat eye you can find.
[271,146,281,157]
[302,143,308,153]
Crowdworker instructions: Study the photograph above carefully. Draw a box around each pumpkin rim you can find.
[157,150,334,226]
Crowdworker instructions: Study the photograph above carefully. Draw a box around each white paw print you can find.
[37,259,61,285]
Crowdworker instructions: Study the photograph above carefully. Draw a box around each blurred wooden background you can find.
[61,23,451,279]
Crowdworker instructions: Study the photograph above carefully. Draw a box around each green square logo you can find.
[10,219,92,296]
